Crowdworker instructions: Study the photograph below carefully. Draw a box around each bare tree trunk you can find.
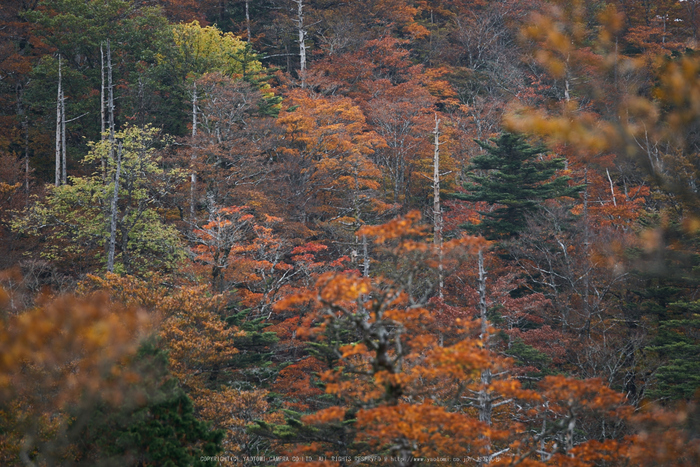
[55,56,62,187]
[363,234,370,278]
[293,0,306,87]
[100,42,106,180]
[107,141,122,273]
[478,249,489,362]
[477,249,492,466]
[107,39,115,156]
[106,38,118,271]
[192,81,197,137]
[61,79,67,185]
[564,54,571,103]
[191,81,197,221]
[245,0,251,41]
[606,168,617,207]
[100,42,105,140]
[190,173,197,221]
[433,115,444,299]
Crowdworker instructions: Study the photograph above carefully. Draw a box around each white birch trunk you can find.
[100,42,106,180]
[55,56,62,187]
[61,81,67,185]
[100,42,105,140]
[192,81,197,137]
[433,115,443,299]
[107,39,115,155]
[190,81,197,221]
[477,249,492,466]
[293,0,306,87]
[245,0,251,41]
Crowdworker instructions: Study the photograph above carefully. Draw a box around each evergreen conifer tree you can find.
[81,339,224,466]
[453,133,583,240]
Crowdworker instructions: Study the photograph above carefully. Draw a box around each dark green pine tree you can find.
[630,218,700,401]
[453,133,583,240]
[78,339,224,466]
[647,313,700,401]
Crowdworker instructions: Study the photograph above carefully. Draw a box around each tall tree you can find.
[453,133,583,240]
[276,89,384,224]
[14,125,185,274]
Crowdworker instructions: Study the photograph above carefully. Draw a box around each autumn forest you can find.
[2,0,700,465]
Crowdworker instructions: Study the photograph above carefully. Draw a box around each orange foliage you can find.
[273,357,325,411]
[277,89,384,222]
[0,290,151,408]
[0,286,152,463]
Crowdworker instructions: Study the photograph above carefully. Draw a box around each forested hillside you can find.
[2,1,700,465]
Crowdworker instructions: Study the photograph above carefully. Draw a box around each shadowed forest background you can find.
[2,0,700,465]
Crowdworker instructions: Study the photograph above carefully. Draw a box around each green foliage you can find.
[81,339,224,466]
[224,309,279,374]
[505,338,554,377]
[648,316,700,401]
[453,133,583,240]
[249,414,348,446]
[112,384,223,466]
[306,318,357,370]
[154,21,280,130]
[13,125,185,274]
[24,0,175,144]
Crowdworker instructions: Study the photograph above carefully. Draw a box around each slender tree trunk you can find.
[192,81,197,137]
[245,0,251,41]
[107,141,122,273]
[293,0,306,87]
[564,54,571,103]
[363,234,370,278]
[606,168,617,207]
[100,42,106,180]
[477,249,492,466]
[100,43,105,139]
[190,172,197,221]
[61,80,67,185]
[106,39,118,271]
[478,249,489,362]
[190,81,198,221]
[55,56,62,187]
[107,39,115,155]
[539,408,550,462]
[433,115,443,299]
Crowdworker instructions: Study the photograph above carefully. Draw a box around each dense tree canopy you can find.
[2,0,700,466]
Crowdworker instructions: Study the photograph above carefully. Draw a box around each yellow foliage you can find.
[171,21,259,76]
